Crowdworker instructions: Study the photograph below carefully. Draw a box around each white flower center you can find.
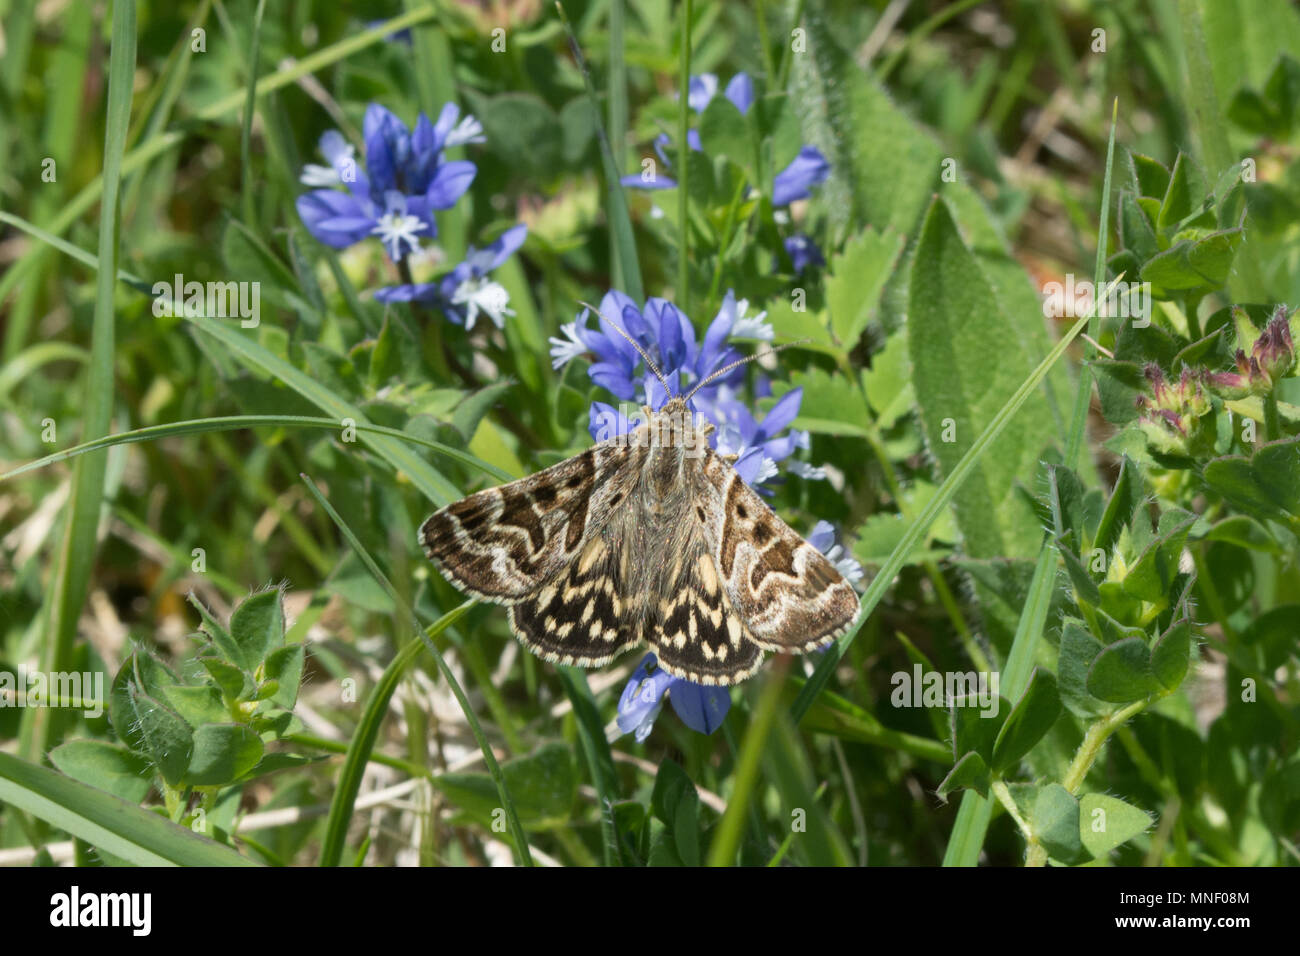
[371,212,427,259]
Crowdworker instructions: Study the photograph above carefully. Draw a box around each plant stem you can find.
[1024,698,1149,866]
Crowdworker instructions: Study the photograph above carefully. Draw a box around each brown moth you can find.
[420,330,861,686]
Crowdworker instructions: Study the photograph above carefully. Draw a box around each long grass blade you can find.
[300,475,534,867]
[0,752,258,867]
[23,0,137,760]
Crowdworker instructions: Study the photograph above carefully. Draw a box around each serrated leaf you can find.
[826,227,905,347]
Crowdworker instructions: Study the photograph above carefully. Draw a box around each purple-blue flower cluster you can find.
[550,289,809,490]
[296,103,527,329]
[620,71,830,273]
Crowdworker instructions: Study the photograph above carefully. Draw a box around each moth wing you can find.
[422,441,639,602]
[694,448,860,651]
[506,532,641,667]
[640,533,766,687]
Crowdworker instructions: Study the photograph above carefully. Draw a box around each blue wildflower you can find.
[296,103,481,261]
[620,71,829,210]
[783,233,827,274]
[616,653,730,741]
[374,224,527,330]
[550,289,825,494]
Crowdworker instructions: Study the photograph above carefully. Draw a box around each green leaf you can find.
[1121,510,1197,602]
[991,668,1061,773]
[785,366,872,437]
[1058,621,1110,719]
[263,644,304,709]
[200,656,249,700]
[938,751,991,801]
[908,198,1055,559]
[128,685,194,786]
[826,227,905,347]
[796,10,939,233]
[1140,227,1243,295]
[950,693,1008,765]
[1157,153,1195,231]
[1086,637,1160,703]
[48,740,154,803]
[1032,784,1089,865]
[433,742,576,830]
[228,588,285,670]
[182,723,265,787]
[698,95,752,175]
[1202,437,1300,527]
[466,91,562,176]
[1094,456,1142,554]
[1079,793,1153,857]
[0,752,257,866]
[862,331,914,428]
[1151,613,1194,691]
[1128,150,1171,198]
[162,685,229,729]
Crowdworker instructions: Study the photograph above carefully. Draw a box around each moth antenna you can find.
[576,300,675,398]
[684,338,810,402]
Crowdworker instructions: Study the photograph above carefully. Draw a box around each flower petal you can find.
[772,145,830,206]
[724,73,754,114]
[668,681,730,734]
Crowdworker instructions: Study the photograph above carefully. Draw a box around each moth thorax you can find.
[644,401,708,498]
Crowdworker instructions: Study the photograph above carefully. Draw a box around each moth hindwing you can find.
[421,397,861,685]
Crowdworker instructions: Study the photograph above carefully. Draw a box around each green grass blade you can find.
[555,666,625,866]
[676,0,693,312]
[24,0,137,761]
[706,662,788,866]
[555,1,644,302]
[0,752,258,867]
[607,0,630,293]
[300,476,534,867]
[1,415,513,485]
[239,0,268,227]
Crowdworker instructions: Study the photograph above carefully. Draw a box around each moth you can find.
[421,324,861,685]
